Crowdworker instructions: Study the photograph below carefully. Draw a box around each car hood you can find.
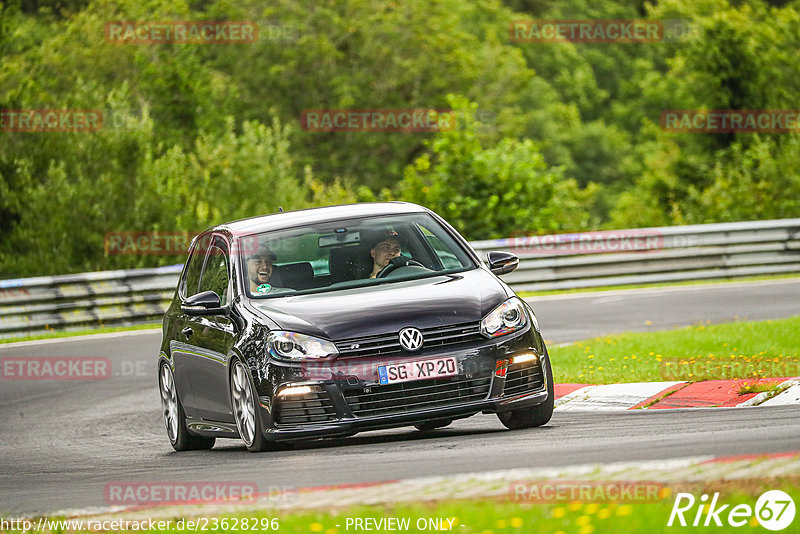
[249,268,509,340]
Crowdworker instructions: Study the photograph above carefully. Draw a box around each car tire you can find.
[230,359,271,452]
[497,350,555,430]
[414,419,453,431]
[159,363,216,451]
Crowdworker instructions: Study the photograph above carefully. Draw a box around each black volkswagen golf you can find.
[158,202,553,452]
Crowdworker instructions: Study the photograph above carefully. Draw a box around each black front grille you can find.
[344,371,492,417]
[503,361,544,396]
[274,390,338,425]
[335,322,483,357]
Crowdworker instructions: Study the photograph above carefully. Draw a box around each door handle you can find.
[181,327,194,339]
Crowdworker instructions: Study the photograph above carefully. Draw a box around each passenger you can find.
[246,245,281,294]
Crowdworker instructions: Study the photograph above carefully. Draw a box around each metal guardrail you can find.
[0,266,181,338]
[1,219,798,338]
[470,218,800,292]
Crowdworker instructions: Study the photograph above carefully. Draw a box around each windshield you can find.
[240,213,475,298]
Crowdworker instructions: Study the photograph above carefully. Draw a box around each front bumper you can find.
[253,326,550,441]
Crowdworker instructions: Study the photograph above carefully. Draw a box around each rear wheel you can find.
[159,363,215,451]
[414,419,453,431]
[497,351,555,430]
[230,359,270,452]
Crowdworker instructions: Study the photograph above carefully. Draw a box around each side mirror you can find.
[182,290,227,316]
[487,251,519,275]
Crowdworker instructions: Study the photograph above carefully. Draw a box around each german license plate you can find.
[378,357,457,385]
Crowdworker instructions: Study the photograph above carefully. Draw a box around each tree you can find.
[393,96,595,240]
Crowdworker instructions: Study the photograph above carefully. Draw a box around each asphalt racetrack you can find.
[1,279,799,516]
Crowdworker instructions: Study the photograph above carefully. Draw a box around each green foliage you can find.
[394,96,595,239]
[0,109,355,276]
[205,0,537,191]
[609,0,800,226]
[137,118,308,231]
[685,136,800,222]
[1,0,799,277]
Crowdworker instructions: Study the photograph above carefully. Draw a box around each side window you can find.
[181,235,211,298]
[198,237,231,305]
[419,225,463,270]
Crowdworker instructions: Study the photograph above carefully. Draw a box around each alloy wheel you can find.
[231,361,256,446]
[159,364,179,443]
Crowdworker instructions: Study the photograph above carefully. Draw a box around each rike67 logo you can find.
[668,490,795,531]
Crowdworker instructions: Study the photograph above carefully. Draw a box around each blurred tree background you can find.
[1,0,798,276]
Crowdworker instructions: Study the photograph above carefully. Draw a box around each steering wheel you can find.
[376,256,425,278]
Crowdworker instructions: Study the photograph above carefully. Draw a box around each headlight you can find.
[480,297,529,338]
[266,331,339,361]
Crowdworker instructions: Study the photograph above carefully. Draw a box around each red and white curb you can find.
[554,378,800,410]
[759,380,800,406]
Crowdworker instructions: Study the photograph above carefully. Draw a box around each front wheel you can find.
[230,359,271,452]
[497,351,555,430]
[159,363,215,451]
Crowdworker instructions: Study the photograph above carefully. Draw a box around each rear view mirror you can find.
[319,229,361,248]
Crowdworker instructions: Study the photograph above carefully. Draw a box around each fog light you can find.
[277,385,313,397]
[511,353,538,365]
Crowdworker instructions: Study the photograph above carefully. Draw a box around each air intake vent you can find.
[344,371,492,417]
[274,389,337,425]
[335,322,483,357]
[503,360,544,396]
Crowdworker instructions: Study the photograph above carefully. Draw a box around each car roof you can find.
[211,202,430,236]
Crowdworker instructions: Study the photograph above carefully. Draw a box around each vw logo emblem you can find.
[398,327,424,352]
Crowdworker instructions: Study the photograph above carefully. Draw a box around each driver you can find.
[367,230,404,279]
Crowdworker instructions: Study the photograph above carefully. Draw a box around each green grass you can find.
[737,381,783,396]
[13,481,798,533]
[242,488,796,533]
[548,316,800,384]
[0,323,161,344]
[518,273,800,298]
